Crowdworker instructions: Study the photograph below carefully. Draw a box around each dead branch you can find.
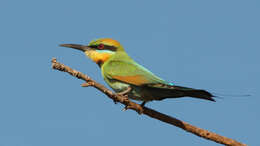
[51,58,246,146]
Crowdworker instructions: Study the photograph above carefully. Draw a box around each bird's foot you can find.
[111,93,121,104]
[122,97,131,111]
[114,87,132,104]
[117,87,132,97]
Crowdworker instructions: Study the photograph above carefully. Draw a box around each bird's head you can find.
[60,38,124,66]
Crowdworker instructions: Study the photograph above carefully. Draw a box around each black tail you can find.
[168,85,215,102]
[182,89,215,102]
[144,84,216,102]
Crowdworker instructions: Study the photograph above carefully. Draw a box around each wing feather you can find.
[103,60,167,86]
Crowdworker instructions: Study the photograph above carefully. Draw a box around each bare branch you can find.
[51,58,246,146]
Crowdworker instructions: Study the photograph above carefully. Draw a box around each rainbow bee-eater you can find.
[60,38,215,106]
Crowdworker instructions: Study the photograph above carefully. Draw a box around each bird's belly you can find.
[105,79,130,93]
[104,78,145,101]
[104,78,158,101]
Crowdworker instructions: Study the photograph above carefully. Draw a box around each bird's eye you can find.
[97,44,104,50]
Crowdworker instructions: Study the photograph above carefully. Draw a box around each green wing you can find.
[102,57,215,102]
[102,59,167,86]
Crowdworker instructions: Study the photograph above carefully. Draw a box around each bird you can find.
[60,38,215,106]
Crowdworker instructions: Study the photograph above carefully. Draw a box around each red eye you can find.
[98,44,104,50]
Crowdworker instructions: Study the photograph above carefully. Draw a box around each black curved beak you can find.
[60,44,90,52]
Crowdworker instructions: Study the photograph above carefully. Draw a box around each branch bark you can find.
[51,58,246,146]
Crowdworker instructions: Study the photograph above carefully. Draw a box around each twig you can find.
[51,58,246,146]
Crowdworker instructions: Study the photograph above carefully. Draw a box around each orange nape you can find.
[85,50,113,65]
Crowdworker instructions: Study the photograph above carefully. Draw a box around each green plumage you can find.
[102,51,215,102]
[60,38,215,104]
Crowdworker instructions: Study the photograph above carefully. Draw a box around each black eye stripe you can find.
[89,44,117,51]
[88,45,98,49]
[103,45,117,51]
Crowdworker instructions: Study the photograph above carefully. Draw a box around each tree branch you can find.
[51,58,246,146]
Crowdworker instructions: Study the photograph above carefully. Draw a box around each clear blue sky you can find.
[0,0,259,145]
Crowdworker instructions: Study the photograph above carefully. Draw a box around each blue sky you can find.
[0,0,259,145]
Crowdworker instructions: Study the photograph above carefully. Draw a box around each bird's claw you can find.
[117,87,132,97]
